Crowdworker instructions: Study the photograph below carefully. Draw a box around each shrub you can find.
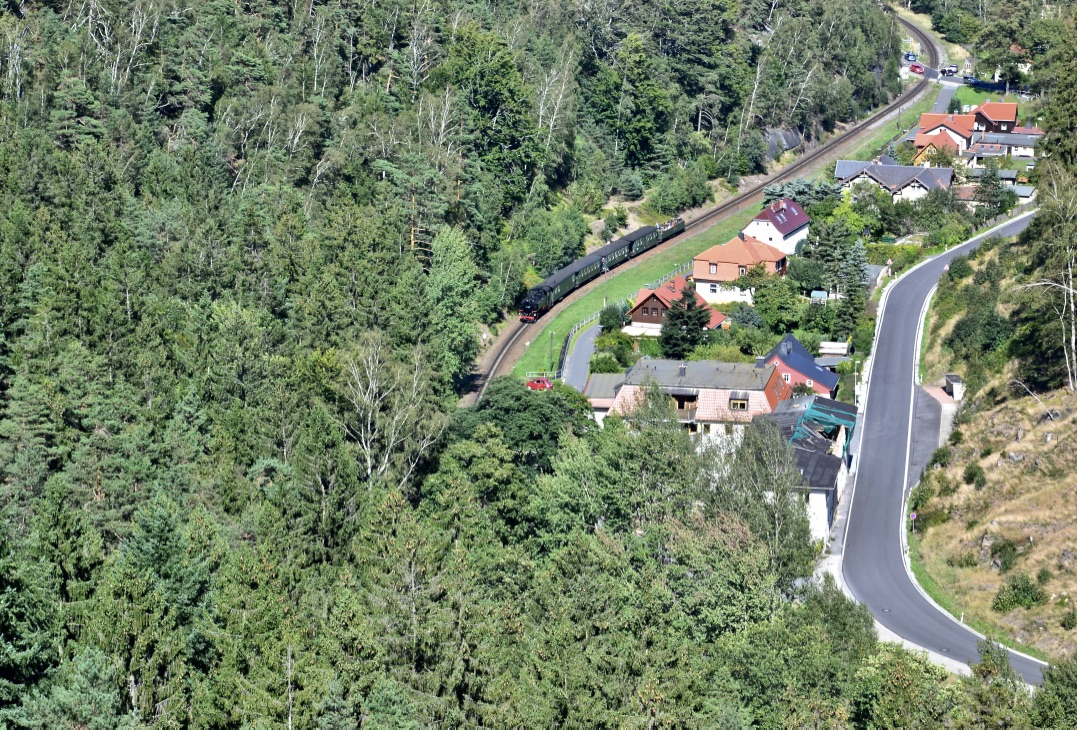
[1063,610,1077,631]
[991,539,1018,572]
[947,551,978,568]
[963,462,987,490]
[852,323,875,355]
[936,474,959,497]
[599,304,628,332]
[992,572,1047,612]
[589,353,624,374]
[929,447,952,468]
[947,255,974,280]
[1038,567,1054,585]
[909,482,936,512]
[949,428,964,445]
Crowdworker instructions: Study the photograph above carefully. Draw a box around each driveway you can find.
[563,324,600,391]
[842,212,1046,684]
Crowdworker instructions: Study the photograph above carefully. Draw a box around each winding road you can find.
[842,211,1047,683]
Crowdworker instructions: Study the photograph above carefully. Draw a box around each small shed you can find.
[944,374,964,401]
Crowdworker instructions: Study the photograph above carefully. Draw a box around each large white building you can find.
[741,198,811,256]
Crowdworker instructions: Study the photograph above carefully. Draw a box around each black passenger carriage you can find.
[519,218,684,322]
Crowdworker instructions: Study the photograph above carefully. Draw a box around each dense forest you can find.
[1,0,1077,724]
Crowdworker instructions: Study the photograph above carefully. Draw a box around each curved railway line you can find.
[468,14,939,403]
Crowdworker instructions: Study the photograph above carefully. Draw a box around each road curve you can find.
[843,212,1046,683]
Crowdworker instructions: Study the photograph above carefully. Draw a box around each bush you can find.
[1038,567,1054,585]
[949,428,964,445]
[909,482,936,512]
[991,539,1018,572]
[1062,610,1077,631]
[588,353,624,374]
[851,323,875,355]
[936,474,959,497]
[963,462,987,490]
[992,572,1047,612]
[929,447,952,469]
[947,255,974,280]
[599,304,627,333]
[947,551,978,568]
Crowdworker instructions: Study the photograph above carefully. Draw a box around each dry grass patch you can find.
[917,389,1077,659]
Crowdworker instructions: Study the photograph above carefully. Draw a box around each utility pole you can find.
[548,330,554,374]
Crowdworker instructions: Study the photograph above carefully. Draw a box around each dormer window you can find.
[710,263,717,274]
[739,266,747,276]
[730,399,748,411]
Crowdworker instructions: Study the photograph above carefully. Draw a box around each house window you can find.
[782,373,790,383]
[642,307,649,316]
[709,284,718,293]
[709,263,717,274]
[730,399,748,411]
[739,266,747,276]
[806,379,814,387]
[660,309,665,317]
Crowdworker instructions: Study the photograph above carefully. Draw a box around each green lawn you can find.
[513,209,756,377]
[844,86,941,162]
[952,86,1022,112]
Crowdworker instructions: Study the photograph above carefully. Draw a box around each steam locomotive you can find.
[518,218,685,322]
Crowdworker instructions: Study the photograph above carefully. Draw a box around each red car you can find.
[910,63,925,75]
[525,377,554,391]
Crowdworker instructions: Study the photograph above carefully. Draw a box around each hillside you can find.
[914,387,1077,658]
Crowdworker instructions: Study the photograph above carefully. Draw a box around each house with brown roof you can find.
[911,132,959,166]
[624,276,727,336]
[692,233,787,305]
[741,198,811,255]
[607,358,792,436]
[974,102,1018,133]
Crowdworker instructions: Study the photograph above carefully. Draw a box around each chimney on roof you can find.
[738,231,746,241]
[678,363,687,377]
[780,200,787,210]
[755,356,765,369]
[781,340,792,355]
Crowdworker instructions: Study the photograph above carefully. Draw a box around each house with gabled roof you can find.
[764,334,840,398]
[913,113,976,152]
[624,275,727,336]
[911,132,960,166]
[834,160,953,202]
[607,358,792,436]
[692,233,787,305]
[974,102,1018,133]
[742,198,811,256]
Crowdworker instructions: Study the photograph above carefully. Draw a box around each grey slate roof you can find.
[794,449,843,491]
[1014,184,1036,198]
[583,373,626,399]
[623,358,774,391]
[976,132,1040,147]
[968,167,1018,181]
[834,160,953,192]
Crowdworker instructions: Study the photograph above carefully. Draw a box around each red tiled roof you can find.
[913,131,959,153]
[693,234,786,277]
[753,198,810,236]
[629,275,727,329]
[1013,125,1043,135]
[917,113,976,139]
[974,102,1018,124]
[953,185,977,201]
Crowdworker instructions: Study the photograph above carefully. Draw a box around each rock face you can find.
[1008,452,1025,463]
[980,533,996,563]
[1060,549,1076,572]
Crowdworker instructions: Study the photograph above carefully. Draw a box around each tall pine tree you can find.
[659,285,710,359]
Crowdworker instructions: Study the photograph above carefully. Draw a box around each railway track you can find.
[467,14,939,404]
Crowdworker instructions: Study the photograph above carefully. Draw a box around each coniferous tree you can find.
[659,285,710,359]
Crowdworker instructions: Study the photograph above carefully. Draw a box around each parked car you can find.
[910,63,925,75]
[963,75,977,84]
[525,377,554,391]
[904,52,917,62]
[947,64,958,73]
[941,67,956,77]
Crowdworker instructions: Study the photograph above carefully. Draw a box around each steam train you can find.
[518,218,686,322]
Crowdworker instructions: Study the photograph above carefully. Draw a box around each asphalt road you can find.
[563,324,600,391]
[842,212,1047,684]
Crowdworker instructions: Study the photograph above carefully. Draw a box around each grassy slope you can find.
[910,389,1074,661]
[913,244,1073,662]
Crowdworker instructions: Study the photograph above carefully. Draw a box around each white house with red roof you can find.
[623,275,727,336]
[692,233,788,305]
[741,198,811,255]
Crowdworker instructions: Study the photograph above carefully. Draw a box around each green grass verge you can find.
[952,86,1022,111]
[844,86,941,163]
[513,209,756,377]
[907,529,1051,662]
